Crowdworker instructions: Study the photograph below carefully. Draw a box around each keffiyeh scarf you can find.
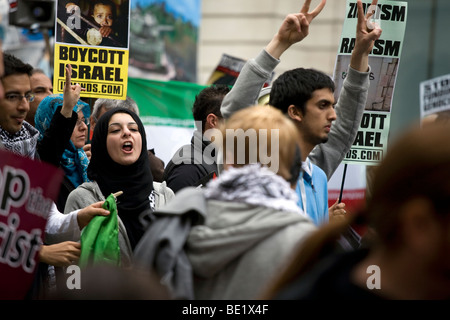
[204,164,304,215]
[0,122,39,159]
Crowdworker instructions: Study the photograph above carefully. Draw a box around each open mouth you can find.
[122,141,133,152]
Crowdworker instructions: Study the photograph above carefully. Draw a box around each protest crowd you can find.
[1,0,450,302]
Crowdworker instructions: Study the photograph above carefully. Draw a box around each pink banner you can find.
[0,149,63,300]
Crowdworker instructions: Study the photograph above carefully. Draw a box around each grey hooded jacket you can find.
[183,188,317,300]
[220,49,370,180]
[133,187,207,300]
[134,186,316,300]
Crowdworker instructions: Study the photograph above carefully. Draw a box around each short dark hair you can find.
[269,68,335,114]
[2,52,33,79]
[192,84,230,131]
[31,68,46,76]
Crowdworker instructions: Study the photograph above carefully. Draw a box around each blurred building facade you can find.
[2,0,450,140]
[198,0,450,140]
[198,0,346,84]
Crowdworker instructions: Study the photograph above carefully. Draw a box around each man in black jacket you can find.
[163,85,230,193]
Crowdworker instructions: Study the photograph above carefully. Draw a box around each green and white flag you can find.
[128,77,206,164]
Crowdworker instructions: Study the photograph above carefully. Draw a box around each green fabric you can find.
[127,77,207,127]
[79,194,120,268]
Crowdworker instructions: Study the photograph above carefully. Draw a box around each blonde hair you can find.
[215,105,300,181]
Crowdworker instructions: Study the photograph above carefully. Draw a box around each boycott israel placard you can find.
[0,149,64,299]
[420,73,450,119]
[333,0,407,165]
[53,0,130,99]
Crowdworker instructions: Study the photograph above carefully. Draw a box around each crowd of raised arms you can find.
[0,0,449,301]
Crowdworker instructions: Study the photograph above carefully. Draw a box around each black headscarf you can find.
[88,107,153,248]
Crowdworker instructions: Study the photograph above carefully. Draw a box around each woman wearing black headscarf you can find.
[64,107,174,266]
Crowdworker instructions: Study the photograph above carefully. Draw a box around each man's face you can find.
[298,88,336,146]
[27,72,53,125]
[0,74,32,134]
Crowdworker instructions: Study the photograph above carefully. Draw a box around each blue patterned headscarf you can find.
[34,94,91,188]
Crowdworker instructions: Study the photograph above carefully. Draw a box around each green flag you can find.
[79,194,121,268]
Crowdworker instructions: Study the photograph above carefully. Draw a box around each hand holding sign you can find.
[265,0,326,59]
[61,64,86,118]
[329,198,347,222]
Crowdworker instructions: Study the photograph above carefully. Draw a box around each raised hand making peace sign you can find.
[266,0,327,59]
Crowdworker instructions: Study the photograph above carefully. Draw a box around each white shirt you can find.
[44,202,81,244]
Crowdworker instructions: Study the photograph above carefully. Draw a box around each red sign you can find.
[0,149,63,299]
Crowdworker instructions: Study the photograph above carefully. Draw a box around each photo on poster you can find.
[128,0,201,82]
[53,0,130,99]
[55,0,129,48]
[334,55,399,113]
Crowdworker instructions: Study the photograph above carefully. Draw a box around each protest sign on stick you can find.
[334,0,407,166]
[328,0,407,212]
[53,0,130,100]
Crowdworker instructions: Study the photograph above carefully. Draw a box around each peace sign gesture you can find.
[355,0,382,54]
[266,0,326,59]
[300,0,327,23]
[350,0,383,71]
